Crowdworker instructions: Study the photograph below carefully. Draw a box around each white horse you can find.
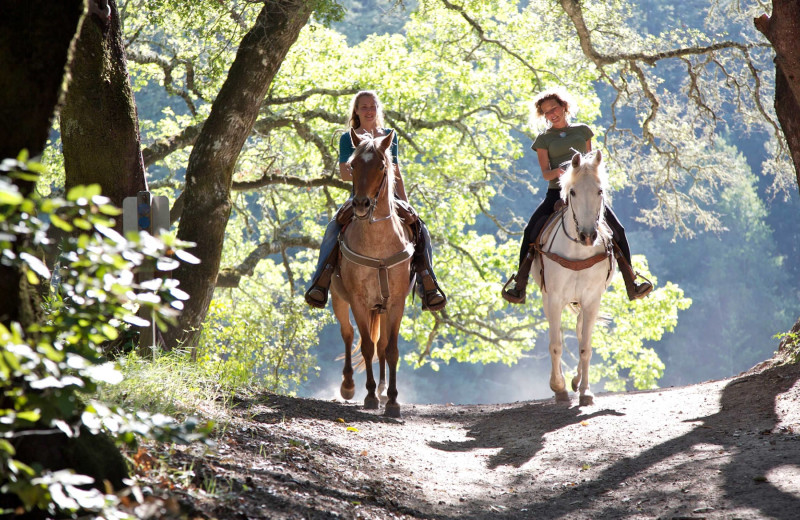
[532,151,615,406]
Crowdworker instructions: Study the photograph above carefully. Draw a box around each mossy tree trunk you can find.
[162,1,315,351]
[61,0,148,217]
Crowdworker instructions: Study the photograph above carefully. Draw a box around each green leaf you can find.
[0,189,24,205]
[16,410,41,423]
[50,213,74,232]
[0,439,16,455]
[20,252,50,279]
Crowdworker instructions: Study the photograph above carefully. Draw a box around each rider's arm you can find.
[394,165,409,202]
[339,162,352,181]
[537,148,565,181]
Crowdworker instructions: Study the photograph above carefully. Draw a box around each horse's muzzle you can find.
[352,196,371,218]
[579,230,598,246]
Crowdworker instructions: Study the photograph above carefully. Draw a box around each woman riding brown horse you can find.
[304,90,446,312]
[330,129,413,417]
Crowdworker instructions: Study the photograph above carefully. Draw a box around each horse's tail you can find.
[341,310,381,373]
[369,309,381,345]
[568,303,612,327]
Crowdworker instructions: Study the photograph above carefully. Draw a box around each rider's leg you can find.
[502,189,561,304]
[414,220,447,311]
[305,219,342,308]
[604,207,653,300]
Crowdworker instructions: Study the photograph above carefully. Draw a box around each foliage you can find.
[197,286,327,396]
[775,329,800,365]
[104,0,696,392]
[0,154,211,517]
[642,142,798,386]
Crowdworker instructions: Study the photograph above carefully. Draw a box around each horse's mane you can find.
[350,132,396,208]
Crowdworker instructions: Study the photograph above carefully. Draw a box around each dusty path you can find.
[143,357,800,520]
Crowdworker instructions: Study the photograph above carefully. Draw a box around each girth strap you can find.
[535,245,614,294]
[339,238,415,313]
[539,249,611,271]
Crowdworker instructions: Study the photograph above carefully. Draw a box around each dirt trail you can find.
[143,357,800,520]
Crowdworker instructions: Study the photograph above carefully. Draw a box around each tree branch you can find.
[216,235,320,288]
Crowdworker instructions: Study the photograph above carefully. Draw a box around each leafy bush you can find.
[0,154,211,518]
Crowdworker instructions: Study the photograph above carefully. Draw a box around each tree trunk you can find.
[61,0,148,216]
[0,0,84,326]
[162,1,314,351]
[774,63,800,191]
[0,1,84,161]
[755,0,800,191]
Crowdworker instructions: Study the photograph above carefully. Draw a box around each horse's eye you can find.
[569,189,575,197]
[598,189,603,196]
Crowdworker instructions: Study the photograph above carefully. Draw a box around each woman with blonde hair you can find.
[305,90,446,311]
[502,87,652,303]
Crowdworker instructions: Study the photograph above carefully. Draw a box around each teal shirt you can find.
[339,129,399,164]
[531,123,594,189]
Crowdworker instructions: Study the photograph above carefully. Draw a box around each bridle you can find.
[351,155,392,224]
[560,188,606,246]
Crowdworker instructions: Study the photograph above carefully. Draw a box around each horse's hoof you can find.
[571,375,580,392]
[340,383,355,401]
[364,396,380,410]
[384,403,401,418]
[555,391,570,403]
[579,394,594,406]
[379,394,389,405]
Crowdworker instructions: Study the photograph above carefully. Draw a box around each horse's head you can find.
[560,150,610,246]
[349,128,395,220]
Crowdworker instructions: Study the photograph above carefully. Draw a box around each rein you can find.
[339,237,414,313]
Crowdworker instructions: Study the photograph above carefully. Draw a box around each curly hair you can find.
[531,87,578,120]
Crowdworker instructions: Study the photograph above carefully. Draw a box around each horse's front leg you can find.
[355,311,379,410]
[332,294,355,400]
[377,313,388,405]
[544,295,569,403]
[383,307,404,418]
[575,299,601,406]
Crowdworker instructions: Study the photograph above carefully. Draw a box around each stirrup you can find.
[304,286,328,309]
[501,274,526,304]
[421,290,446,311]
[417,270,446,311]
[631,272,654,300]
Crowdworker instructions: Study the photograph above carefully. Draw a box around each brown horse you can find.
[330,129,414,418]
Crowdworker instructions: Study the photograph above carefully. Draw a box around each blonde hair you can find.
[530,87,577,127]
[347,90,386,129]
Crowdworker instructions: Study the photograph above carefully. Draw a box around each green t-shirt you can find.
[531,123,594,189]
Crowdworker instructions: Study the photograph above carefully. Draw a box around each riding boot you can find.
[304,243,339,308]
[414,222,447,311]
[502,247,535,304]
[613,243,653,300]
[305,219,343,309]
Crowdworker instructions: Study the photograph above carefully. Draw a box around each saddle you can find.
[335,198,419,227]
[533,200,567,250]
[333,198,420,306]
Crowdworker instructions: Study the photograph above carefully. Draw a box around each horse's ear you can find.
[593,150,602,165]
[571,153,582,168]
[377,129,395,153]
[350,128,362,148]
